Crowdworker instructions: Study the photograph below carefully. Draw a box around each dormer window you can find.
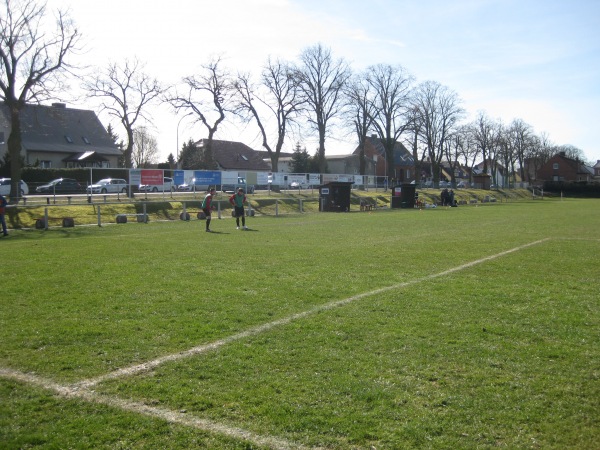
[82,136,91,145]
[65,135,73,143]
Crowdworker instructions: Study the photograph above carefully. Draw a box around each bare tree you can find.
[405,104,428,185]
[132,126,159,168]
[444,129,467,186]
[234,58,303,171]
[366,64,414,179]
[83,58,163,168]
[524,132,553,183]
[457,124,480,185]
[413,80,464,186]
[295,43,351,173]
[0,0,80,201]
[555,144,587,162]
[343,71,376,175]
[470,111,497,176]
[504,119,533,187]
[486,121,504,186]
[167,56,234,170]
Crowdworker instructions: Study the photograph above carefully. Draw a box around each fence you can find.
[6,193,319,230]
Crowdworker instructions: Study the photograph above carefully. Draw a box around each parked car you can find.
[177,178,209,192]
[36,178,83,194]
[456,181,468,188]
[222,177,255,194]
[86,178,128,194]
[0,178,29,196]
[139,177,175,192]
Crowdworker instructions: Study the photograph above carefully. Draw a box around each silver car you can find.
[0,178,29,196]
[87,178,128,194]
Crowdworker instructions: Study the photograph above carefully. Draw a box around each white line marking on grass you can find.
[77,238,550,389]
[0,367,312,450]
[0,238,550,449]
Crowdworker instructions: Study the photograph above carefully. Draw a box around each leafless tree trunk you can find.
[444,129,466,186]
[486,122,504,186]
[405,105,426,185]
[524,133,552,184]
[507,118,533,186]
[132,126,159,168]
[0,0,80,201]
[366,64,414,180]
[295,43,351,173]
[471,111,497,176]
[234,58,303,172]
[83,58,163,168]
[343,72,375,175]
[167,56,233,170]
[413,81,464,187]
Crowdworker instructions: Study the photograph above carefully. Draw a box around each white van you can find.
[139,177,175,192]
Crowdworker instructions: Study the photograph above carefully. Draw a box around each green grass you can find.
[1,198,599,449]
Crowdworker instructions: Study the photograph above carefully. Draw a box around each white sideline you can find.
[76,238,550,389]
[0,367,310,450]
[1,238,550,449]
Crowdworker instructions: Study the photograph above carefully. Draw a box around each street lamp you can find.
[176,115,188,169]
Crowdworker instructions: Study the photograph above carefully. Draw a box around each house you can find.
[325,153,368,175]
[351,135,414,182]
[593,160,600,178]
[0,102,122,168]
[537,152,593,183]
[195,139,271,172]
[255,150,294,172]
[472,159,510,187]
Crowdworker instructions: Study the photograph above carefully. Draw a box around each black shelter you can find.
[391,184,416,208]
[319,182,354,212]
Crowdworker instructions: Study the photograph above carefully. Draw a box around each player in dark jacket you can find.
[229,188,248,230]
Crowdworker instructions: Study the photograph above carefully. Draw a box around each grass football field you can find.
[1,198,599,449]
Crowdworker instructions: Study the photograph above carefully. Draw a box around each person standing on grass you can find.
[0,194,7,236]
[201,188,217,232]
[229,187,248,230]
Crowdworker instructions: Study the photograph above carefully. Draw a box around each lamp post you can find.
[176,115,187,169]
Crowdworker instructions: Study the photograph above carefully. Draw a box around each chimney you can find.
[371,134,378,139]
[559,151,566,157]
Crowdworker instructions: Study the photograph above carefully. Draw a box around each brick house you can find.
[537,152,593,182]
[352,135,415,182]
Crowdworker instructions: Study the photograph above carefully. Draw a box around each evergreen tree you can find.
[290,142,310,173]
[179,139,203,169]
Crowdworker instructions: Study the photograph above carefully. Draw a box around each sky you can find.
[46,0,600,164]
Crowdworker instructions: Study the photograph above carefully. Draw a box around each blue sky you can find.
[49,0,600,163]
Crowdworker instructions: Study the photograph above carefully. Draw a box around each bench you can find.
[35,217,75,229]
[115,214,148,223]
[360,201,374,211]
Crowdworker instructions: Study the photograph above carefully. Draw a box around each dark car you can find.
[36,178,83,194]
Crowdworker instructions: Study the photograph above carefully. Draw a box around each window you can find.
[82,136,91,144]
[553,163,559,170]
[65,135,73,143]
[40,160,52,168]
